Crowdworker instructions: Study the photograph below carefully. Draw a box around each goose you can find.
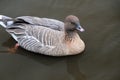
[0,15,85,56]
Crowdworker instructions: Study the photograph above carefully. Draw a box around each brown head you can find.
[64,15,85,32]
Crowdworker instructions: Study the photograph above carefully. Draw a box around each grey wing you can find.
[0,15,58,54]
[6,24,56,54]
[15,16,64,31]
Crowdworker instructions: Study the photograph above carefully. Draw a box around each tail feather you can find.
[0,21,7,28]
[0,15,18,41]
[0,15,13,28]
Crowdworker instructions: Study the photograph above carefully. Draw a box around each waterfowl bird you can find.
[0,15,85,56]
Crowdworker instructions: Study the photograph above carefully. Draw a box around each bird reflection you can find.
[66,55,86,80]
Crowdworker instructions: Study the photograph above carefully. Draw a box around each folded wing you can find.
[15,16,64,31]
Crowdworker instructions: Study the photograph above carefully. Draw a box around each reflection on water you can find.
[0,0,120,80]
[66,57,86,80]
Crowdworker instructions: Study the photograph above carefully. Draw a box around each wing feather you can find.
[15,16,64,31]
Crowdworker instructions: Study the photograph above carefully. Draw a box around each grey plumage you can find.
[15,16,64,31]
[0,15,85,56]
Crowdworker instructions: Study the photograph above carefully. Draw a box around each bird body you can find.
[0,15,85,56]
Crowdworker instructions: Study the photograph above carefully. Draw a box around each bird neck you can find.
[65,30,77,41]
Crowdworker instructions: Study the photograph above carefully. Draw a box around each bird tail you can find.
[0,15,14,28]
[0,15,18,41]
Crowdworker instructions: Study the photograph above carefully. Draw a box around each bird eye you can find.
[71,22,75,25]
[71,22,77,26]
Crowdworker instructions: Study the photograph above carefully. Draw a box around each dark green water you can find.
[0,0,120,80]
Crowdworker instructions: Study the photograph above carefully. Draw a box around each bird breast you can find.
[66,34,85,55]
